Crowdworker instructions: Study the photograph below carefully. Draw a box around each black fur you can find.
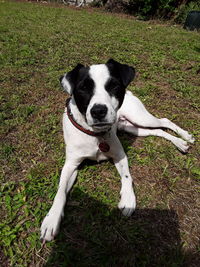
[74,76,95,115]
[106,59,135,88]
[64,64,95,115]
[106,59,135,108]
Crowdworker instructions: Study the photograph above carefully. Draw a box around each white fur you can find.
[40,66,194,242]
[86,64,118,127]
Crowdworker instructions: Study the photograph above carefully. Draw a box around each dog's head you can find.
[60,59,135,130]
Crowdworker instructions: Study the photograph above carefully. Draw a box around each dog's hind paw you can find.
[40,212,62,242]
[185,133,195,144]
[118,191,136,217]
[173,138,189,153]
[180,130,195,144]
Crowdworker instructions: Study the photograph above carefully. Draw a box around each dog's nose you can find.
[90,104,108,120]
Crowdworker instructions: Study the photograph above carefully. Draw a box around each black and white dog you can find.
[40,59,194,241]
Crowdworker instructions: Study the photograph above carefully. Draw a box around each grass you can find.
[0,1,200,266]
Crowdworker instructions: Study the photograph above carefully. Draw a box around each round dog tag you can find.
[99,142,110,152]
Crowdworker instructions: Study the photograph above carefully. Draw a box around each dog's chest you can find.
[80,136,111,162]
[63,124,110,162]
[94,145,110,162]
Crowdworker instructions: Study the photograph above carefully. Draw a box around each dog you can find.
[40,59,194,242]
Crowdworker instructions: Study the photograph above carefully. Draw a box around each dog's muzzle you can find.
[90,104,113,130]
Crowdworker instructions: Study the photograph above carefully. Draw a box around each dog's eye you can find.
[78,79,94,93]
[80,85,87,91]
[112,85,120,90]
[78,85,90,93]
[107,80,120,91]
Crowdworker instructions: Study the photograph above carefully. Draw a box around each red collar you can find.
[66,98,108,137]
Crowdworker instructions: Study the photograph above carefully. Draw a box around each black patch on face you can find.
[106,58,136,108]
[105,77,125,108]
[73,68,95,115]
[65,64,85,92]
[63,64,95,115]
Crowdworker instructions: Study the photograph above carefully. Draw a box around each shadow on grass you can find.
[44,187,188,267]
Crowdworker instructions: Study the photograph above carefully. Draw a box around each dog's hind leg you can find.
[119,91,194,144]
[155,118,194,144]
[40,158,82,242]
[118,120,189,153]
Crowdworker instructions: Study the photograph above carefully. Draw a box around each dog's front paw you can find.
[118,191,136,217]
[40,212,62,242]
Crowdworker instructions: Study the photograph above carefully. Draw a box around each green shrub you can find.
[103,0,200,21]
[126,0,187,19]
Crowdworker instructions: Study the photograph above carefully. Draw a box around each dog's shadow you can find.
[43,185,195,267]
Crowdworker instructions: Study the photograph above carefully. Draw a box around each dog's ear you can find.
[106,58,135,88]
[60,64,84,95]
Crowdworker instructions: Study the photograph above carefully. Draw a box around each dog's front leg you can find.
[40,158,81,241]
[114,157,136,217]
[112,138,136,217]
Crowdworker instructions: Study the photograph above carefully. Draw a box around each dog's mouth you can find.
[91,122,112,130]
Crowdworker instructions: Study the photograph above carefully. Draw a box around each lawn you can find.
[0,1,200,266]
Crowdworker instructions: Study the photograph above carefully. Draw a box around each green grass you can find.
[0,1,200,266]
